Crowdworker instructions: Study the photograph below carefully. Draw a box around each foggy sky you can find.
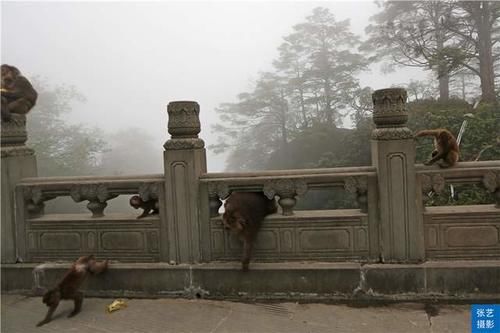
[1,1,426,172]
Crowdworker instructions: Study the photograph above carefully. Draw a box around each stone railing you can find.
[14,175,166,263]
[416,161,500,260]
[199,167,379,262]
[2,89,499,267]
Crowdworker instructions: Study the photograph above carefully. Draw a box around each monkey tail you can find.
[415,129,442,138]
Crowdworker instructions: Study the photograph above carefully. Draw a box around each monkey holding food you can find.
[222,192,277,272]
[415,128,459,168]
[1,64,38,121]
[129,195,159,218]
[37,255,108,327]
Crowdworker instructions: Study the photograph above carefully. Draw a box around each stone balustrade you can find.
[2,89,499,267]
[14,175,166,263]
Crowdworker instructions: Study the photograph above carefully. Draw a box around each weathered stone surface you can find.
[2,261,500,301]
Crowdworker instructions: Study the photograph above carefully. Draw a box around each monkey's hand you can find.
[423,160,433,166]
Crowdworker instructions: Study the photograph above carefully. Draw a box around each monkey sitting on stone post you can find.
[1,64,38,121]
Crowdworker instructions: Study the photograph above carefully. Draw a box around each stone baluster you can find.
[344,176,368,213]
[483,171,500,208]
[164,101,207,263]
[371,88,424,262]
[70,184,118,218]
[263,179,308,216]
[23,187,56,218]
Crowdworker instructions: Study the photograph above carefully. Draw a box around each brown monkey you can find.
[415,129,459,168]
[37,255,108,327]
[1,64,38,121]
[129,195,159,219]
[222,192,277,271]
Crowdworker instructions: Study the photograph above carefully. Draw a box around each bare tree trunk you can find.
[471,1,497,102]
[438,72,450,101]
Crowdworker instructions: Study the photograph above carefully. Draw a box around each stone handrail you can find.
[416,161,500,207]
[16,174,164,218]
[200,166,377,216]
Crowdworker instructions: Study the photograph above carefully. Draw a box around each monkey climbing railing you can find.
[199,166,379,263]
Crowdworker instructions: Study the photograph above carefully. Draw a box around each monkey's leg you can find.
[137,209,150,219]
[7,98,31,115]
[425,151,445,165]
[68,292,84,317]
[36,303,59,327]
[241,238,254,272]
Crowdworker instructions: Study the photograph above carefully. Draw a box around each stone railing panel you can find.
[15,175,167,263]
[199,167,380,262]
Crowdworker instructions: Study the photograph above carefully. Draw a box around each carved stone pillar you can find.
[1,115,38,263]
[163,101,207,263]
[371,88,424,262]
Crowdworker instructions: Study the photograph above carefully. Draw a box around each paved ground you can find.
[2,294,471,333]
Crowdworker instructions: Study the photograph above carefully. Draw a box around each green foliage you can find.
[424,184,495,206]
[26,79,108,176]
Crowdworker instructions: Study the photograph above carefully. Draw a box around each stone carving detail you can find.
[371,127,413,140]
[207,182,230,217]
[165,101,205,150]
[163,138,205,150]
[263,179,308,216]
[344,176,368,213]
[167,101,201,138]
[420,174,446,205]
[482,171,500,207]
[138,183,160,201]
[1,114,28,147]
[70,184,118,218]
[23,187,56,218]
[371,88,412,141]
[207,182,230,200]
[1,145,34,157]
[372,88,408,126]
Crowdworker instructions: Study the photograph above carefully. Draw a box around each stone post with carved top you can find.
[163,101,207,263]
[371,88,424,262]
[1,115,38,263]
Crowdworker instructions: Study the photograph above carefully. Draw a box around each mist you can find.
[1,1,427,172]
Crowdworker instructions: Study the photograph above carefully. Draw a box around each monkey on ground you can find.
[415,129,459,168]
[129,195,159,219]
[37,255,108,327]
[1,64,38,121]
[222,192,277,272]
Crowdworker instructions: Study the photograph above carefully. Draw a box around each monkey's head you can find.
[129,195,143,209]
[222,203,246,233]
[1,64,20,87]
[42,289,61,306]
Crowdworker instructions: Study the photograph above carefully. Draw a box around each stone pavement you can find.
[2,294,471,333]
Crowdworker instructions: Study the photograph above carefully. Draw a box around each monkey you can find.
[129,195,159,219]
[222,192,277,272]
[415,129,459,168]
[37,255,108,327]
[1,64,38,122]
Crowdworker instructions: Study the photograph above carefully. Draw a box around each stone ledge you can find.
[2,261,499,302]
